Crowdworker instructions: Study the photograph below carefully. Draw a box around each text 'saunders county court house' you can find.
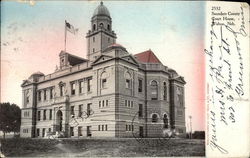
[20,2,186,138]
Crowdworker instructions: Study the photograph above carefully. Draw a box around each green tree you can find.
[0,102,21,138]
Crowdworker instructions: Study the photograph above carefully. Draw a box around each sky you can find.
[1,1,205,131]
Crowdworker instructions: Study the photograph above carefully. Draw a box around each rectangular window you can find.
[128,100,130,107]
[87,77,92,92]
[132,125,134,131]
[78,105,83,117]
[37,128,40,137]
[93,37,95,42]
[48,128,51,132]
[99,101,101,108]
[102,100,105,107]
[38,91,41,101]
[50,88,54,99]
[125,79,131,88]
[138,79,142,92]
[126,125,128,131]
[42,128,45,137]
[26,96,29,103]
[93,48,95,53]
[87,103,91,116]
[78,126,83,136]
[43,110,46,120]
[70,127,74,136]
[102,79,107,88]
[139,104,143,117]
[71,82,76,95]
[44,90,46,100]
[106,100,108,107]
[102,125,104,131]
[49,109,52,120]
[105,124,108,131]
[131,101,133,108]
[98,125,100,131]
[60,85,64,97]
[37,111,41,121]
[125,100,127,107]
[79,80,84,94]
[71,106,75,116]
[129,125,131,131]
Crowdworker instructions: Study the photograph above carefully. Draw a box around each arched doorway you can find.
[56,110,63,131]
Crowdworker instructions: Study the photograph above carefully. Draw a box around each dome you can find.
[104,43,127,52]
[93,2,110,17]
[31,71,44,76]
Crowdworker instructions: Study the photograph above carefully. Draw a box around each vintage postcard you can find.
[0,1,249,157]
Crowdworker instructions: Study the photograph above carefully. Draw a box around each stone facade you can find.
[20,2,186,138]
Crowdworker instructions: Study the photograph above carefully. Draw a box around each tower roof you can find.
[93,2,110,18]
[134,50,162,64]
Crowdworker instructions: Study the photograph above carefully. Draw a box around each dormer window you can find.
[107,24,110,31]
[93,24,96,31]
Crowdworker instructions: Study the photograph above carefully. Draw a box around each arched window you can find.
[150,80,158,100]
[125,72,131,89]
[163,114,169,128]
[107,24,110,31]
[177,87,183,106]
[93,24,96,31]
[101,71,108,89]
[152,114,158,123]
[99,23,103,28]
[163,82,167,100]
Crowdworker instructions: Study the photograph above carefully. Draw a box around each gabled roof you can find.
[134,49,162,64]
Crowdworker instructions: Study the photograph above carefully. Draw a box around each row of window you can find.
[23,129,29,133]
[98,125,108,131]
[37,78,92,102]
[125,74,168,101]
[125,100,134,108]
[99,100,108,108]
[92,23,111,31]
[37,109,52,121]
[37,88,54,101]
[126,124,134,131]
[37,128,51,137]
[71,103,92,117]
[23,111,30,117]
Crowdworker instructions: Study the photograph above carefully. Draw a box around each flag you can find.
[65,21,77,34]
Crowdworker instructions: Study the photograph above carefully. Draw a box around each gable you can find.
[92,55,113,65]
[21,80,32,87]
[121,55,139,66]
[173,76,186,84]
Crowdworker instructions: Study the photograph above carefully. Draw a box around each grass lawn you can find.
[0,138,205,157]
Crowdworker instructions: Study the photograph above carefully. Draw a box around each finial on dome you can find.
[100,1,103,5]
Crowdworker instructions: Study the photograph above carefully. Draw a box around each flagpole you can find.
[64,20,67,52]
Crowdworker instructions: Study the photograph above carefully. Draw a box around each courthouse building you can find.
[20,2,186,138]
